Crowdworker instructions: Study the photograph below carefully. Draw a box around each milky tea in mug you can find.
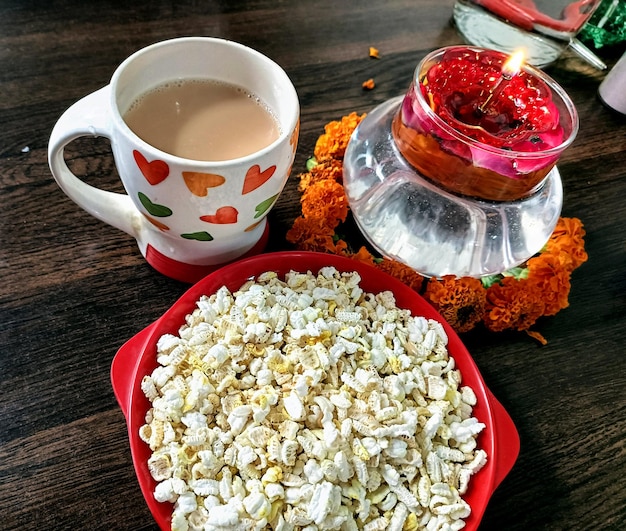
[48,38,300,283]
[123,80,281,161]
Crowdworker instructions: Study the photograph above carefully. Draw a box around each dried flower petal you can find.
[526,330,548,345]
[362,78,376,90]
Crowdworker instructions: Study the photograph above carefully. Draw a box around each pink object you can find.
[599,52,626,114]
[111,251,521,531]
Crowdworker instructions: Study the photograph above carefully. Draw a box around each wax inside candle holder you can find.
[392,46,578,201]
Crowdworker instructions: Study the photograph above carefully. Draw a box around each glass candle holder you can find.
[343,46,579,278]
[392,46,578,202]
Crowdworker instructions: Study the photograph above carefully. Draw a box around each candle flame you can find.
[502,50,525,79]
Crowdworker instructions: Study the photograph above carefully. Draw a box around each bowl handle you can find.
[110,324,154,418]
[488,388,521,489]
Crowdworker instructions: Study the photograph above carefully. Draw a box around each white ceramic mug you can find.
[48,37,300,283]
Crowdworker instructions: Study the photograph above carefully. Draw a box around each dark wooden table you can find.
[1,1,625,529]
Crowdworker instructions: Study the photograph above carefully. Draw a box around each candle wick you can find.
[478,72,512,115]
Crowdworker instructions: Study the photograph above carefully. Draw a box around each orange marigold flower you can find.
[546,217,588,272]
[424,276,486,333]
[296,234,347,255]
[349,246,376,265]
[526,254,572,316]
[286,216,331,244]
[549,217,585,245]
[298,159,344,192]
[369,46,380,59]
[286,217,348,255]
[332,238,349,255]
[301,179,349,229]
[484,277,546,332]
[362,78,375,90]
[377,259,424,293]
[313,112,365,161]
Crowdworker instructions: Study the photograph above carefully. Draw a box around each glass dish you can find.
[343,46,578,278]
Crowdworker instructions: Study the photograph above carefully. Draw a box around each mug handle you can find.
[48,85,140,238]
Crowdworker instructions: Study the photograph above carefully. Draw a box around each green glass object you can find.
[580,0,626,48]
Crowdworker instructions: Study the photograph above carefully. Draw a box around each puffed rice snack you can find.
[139,267,487,531]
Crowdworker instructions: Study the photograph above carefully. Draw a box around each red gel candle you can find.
[392,46,577,201]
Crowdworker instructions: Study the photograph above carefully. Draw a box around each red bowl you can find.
[111,251,519,530]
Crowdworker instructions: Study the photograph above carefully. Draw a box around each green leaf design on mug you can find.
[254,193,279,219]
[181,231,214,241]
[138,192,173,217]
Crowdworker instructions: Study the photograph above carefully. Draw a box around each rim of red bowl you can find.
[111,251,520,530]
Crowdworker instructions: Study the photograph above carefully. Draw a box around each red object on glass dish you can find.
[474,0,600,33]
[111,251,520,531]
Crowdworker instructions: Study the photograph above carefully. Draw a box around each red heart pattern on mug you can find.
[200,206,239,224]
[133,150,169,185]
[242,164,276,195]
[183,171,226,197]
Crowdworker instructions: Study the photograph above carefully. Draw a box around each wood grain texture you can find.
[1,1,625,529]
